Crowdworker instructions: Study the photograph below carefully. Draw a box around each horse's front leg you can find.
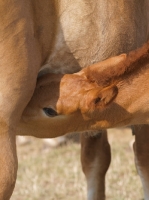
[0,67,39,200]
[0,3,41,198]
[81,130,111,200]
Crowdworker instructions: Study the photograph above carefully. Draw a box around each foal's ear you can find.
[98,85,118,106]
[89,85,118,112]
[80,85,118,114]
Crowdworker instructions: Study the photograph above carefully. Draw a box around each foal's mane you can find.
[86,41,149,87]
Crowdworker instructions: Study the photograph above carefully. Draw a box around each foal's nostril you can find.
[43,107,58,117]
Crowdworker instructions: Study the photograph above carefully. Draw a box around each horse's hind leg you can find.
[132,125,149,200]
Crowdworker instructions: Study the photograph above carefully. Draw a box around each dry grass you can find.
[11,128,143,200]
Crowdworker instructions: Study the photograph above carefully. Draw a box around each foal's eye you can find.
[43,107,58,117]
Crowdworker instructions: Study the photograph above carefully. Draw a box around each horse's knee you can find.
[0,171,17,200]
[0,154,17,200]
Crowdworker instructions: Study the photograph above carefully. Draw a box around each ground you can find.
[11,128,143,200]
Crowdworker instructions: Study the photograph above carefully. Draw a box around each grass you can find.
[11,128,143,200]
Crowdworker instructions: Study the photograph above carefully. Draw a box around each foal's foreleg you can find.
[81,131,111,200]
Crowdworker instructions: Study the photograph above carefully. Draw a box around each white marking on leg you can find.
[86,158,99,200]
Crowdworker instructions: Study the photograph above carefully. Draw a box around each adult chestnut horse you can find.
[1,0,149,199]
